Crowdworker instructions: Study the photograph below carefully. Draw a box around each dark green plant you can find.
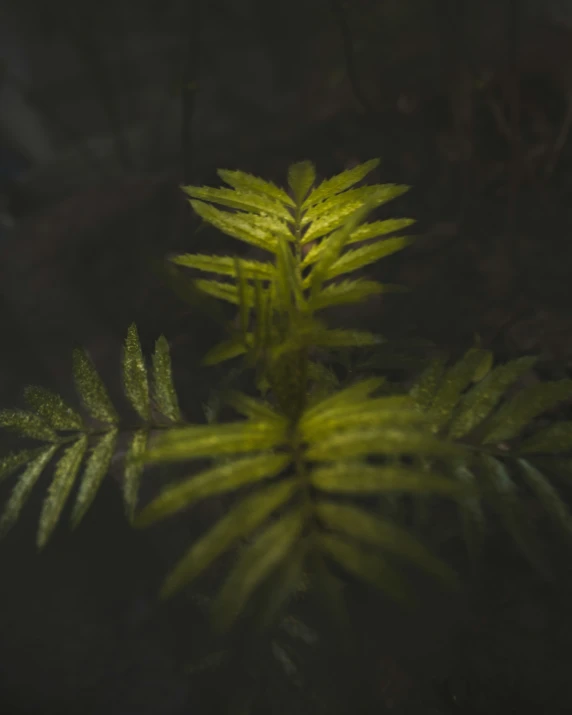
[2,160,572,691]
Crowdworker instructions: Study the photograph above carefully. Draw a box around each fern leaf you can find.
[347,217,416,245]
[253,547,307,631]
[316,502,458,587]
[519,422,572,454]
[123,429,148,522]
[302,159,380,208]
[288,161,316,204]
[305,427,460,461]
[159,480,298,598]
[123,324,151,421]
[0,409,58,442]
[0,449,45,481]
[448,356,537,439]
[276,235,306,312]
[73,348,119,425]
[192,278,252,306]
[453,463,487,565]
[0,446,57,538]
[212,508,305,631]
[483,379,572,444]
[23,386,83,431]
[182,186,292,221]
[37,436,88,548]
[217,168,295,207]
[135,453,292,527]
[202,338,250,366]
[518,459,572,541]
[311,463,465,496]
[225,391,283,421]
[426,348,493,432]
[172,253,275,281]
[409,356,447,412]
[303,377,386,419]
[312,327,384,348]
[70,429,118,529]
[144,420,288,464]
[317,532,412,603]
[152,336,182,423]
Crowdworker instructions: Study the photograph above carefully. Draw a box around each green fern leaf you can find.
[124,429,148,522]
[311,462,464,496]
[426,348,493,431]
[123,324,151,421]
[448,356,537,439]
[302,159,380,208]
[202,338,250,366]
[159,480,298,598]
[316,501,458,587]
[152,336,182,423]
[144,420,288,464]
[189,201,280,254]
[253,546,307,631]
[192,279,253,306]
[37,436,88,548]
[0,449,45,481]
[225,391,283,421]
[182,186,292,221]
[234,258,250,340]
[288,161,316,204]
[409,356,447,412]
[519,422,572,454]
[312,327,384,348]
[212,508,305,631]
[305,426,460,461]
[518,458,572,541]
[23,386,83,431]
[317,532,412,603]
[276,235,306,312]
[172,253,275,281]
[322,236,415,280]
[217,168,295,207]
[0,409,58,442]
[303,377,386,420]
[0,446,57,538]
[483,379,572,444]
[453,462,486,565]
[135,453,292,526]
[347,217,416,245]
[312,279,382,310]
[70,429,118,528]
[73,348,119,425]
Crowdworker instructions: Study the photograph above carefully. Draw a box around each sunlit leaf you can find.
[225,391,283,421]
[172,253,275,281]
[159,480,298,598]
[288,161,316,204]
[303,159,380,208]
[316,502,458,587]
[70,429,118,529]
[212,508,305,630]
[73,348,119,425]
[0,449,45,482]
[122,324,150,421]
[218,168,295,207]
[0,446,57,538]
[0,409,58,442]
[37,436,88,548]
[182,186,292,221]
[124,430,148,522]
[135,453,292,526]
[24,386,83,431]
[152,336,182,423]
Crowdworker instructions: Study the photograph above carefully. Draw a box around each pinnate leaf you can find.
[122,323,151,421]
[152,336,181,423]
[71,429,118,528]
[73,348,118,425]
[0,409,58,442]
[24,386,83,431]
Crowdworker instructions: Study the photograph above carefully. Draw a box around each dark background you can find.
[1,0,572,712]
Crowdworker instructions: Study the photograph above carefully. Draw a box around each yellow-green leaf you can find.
[225,391,283,421]
[73,348,119,425]
[159,480,298,598]
[182,186,292,221]
[312,327,384,348]
[303,159,380,208]
[519,422,572,454]
[302,377,386,422]
[122,323,150,421]
[37,436,88,548]
[212,508,305,630]
[0,449,45,481]
[0,409,58,442]
[71,429,118,528]
[152,336,182,423]
[483,379,572,444]
[347,217,416,245]
[124,430,148,522]
[217,168,295,207]
[144,420,288,464]
[0,446,57,538]
[317,532,412,603]
[172,253,275,281]
[202,338,249,366]
[24,386,83,431]
[311,463,464,496]
[409,356,447,412]
[316,502,458,587]
[135,453,292,526]
[288,161,316,204]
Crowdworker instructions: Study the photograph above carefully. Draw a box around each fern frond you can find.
[182,186,292,221]
[302,158,379,208]
[73,348,119,425]
[0,409,59,442]
[23,386,83,431]
[123,323,151,421]
[218,168,295,207]
[124,429,148,522]
[71,429,118,528]
[152,336,182,423]
[288,161,316,204]
[172,253,275,281]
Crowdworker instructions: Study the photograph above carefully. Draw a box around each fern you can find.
[0,324,182,545]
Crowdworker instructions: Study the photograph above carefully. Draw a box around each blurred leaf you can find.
[519,422,572,454]
[152,336,182,423]
[0,409,58,442]
[124,430,148,522]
